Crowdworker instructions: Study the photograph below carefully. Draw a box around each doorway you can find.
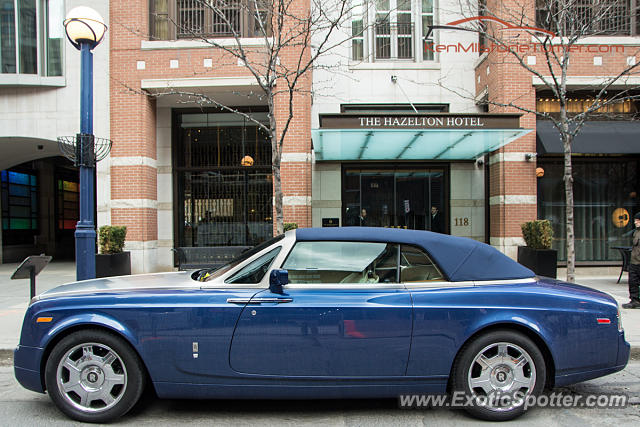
[342,167,447,233]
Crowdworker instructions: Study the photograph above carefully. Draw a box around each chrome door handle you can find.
[252,297,293,304]
[226,297,293,304]
[227,298,252,304]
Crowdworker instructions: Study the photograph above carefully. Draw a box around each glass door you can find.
[343,167,446,232]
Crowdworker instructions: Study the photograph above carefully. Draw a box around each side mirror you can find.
[269,269,288,294]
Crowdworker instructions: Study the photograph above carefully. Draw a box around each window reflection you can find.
[538,158,640,262]
[0,0,16,73]
[1,0,64,76]
[46,0,62,76]
[283,241,399,284]
[18,0,37,74]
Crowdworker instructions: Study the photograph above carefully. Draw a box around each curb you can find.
[3,347,640,367]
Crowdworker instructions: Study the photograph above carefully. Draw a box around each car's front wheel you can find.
[451,329,546,421]
[44,329,145,423]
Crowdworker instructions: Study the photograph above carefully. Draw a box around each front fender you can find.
[39,312,140,350]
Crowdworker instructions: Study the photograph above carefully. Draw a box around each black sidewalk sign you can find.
[11,255,52,300]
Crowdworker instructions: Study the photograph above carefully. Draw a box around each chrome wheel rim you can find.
[56,342,128,413]
[467,342,536,411]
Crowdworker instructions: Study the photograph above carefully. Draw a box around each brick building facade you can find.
[109,0,312,272]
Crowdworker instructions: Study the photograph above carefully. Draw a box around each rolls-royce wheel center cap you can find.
[82,367,105,387]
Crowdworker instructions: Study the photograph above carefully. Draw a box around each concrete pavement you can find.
[0,262,639,351]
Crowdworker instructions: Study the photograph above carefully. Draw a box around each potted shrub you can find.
[517,220,557,278]
[283,222,298,232]
[96,225,131,278]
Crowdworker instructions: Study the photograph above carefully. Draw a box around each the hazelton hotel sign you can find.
[318,113,522,130]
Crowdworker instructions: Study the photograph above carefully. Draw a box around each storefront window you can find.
[176,110,272,247]
[537,157,640,262]
[343,167,445,232]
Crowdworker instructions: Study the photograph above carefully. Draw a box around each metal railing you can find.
[177,0,242,38]
[536,0,638,36]
[150,0,272,40]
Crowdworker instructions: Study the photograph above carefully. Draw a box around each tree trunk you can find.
[561,125,575,283]
[272,145,284,235]
[268,92,284,236]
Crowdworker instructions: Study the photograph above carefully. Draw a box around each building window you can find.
[57,179,78,230]
[536,0,640,36]
[351,0,434,62]
[0,0,63,76]
[1,170,38,246]
[150,0,272,40]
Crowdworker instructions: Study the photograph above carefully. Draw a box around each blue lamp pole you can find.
[64,7,107,281]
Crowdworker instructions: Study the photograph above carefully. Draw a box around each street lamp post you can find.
[63,7,107,281]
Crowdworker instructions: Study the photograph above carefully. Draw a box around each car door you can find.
[159,241,286,383]
[229,240,413,377]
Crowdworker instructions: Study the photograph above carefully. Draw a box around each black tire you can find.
[450,329,546,421]
[44,329,146,423]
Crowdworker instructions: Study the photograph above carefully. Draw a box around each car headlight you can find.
[617,303,624,332]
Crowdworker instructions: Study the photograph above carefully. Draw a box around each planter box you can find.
[517,247,557,278]
[96,252,131,278]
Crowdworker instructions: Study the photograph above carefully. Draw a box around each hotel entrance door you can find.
[343,168,446,233]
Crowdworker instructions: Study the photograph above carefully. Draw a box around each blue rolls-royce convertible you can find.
[14,227,629,422]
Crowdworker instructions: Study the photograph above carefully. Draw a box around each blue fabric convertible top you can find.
[295,227,534,282]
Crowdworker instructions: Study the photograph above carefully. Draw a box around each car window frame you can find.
[200,231,297,288]
[224,246,282,285]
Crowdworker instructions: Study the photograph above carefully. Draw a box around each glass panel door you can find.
[360,171,394,227]
[343,167,447,232]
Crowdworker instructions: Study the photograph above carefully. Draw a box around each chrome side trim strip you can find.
[403,277,536,290]
[282,283,407,290]
[402,281,475,289]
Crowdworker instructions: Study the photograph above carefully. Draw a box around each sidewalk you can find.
[0,263,639,351]
[0,261,76,349]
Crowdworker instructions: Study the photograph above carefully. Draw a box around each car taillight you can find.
[617,303,624,332]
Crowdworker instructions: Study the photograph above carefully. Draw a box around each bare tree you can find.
[436,0,640,282]
[144,0,358,235]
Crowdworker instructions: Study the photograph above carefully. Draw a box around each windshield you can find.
[201,234,285,281]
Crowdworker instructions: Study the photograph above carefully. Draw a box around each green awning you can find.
[311,128,531,161]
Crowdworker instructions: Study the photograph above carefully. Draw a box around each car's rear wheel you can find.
[44,329,145,423]
[451,330,546,421]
